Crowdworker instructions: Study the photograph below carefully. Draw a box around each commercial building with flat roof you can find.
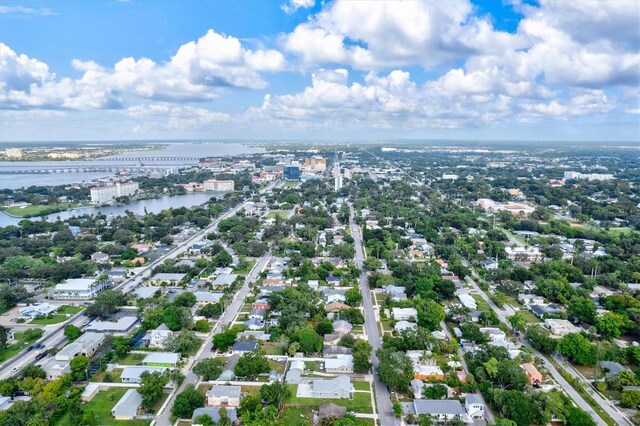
[91,182,139,204]
[50,278,109,300]
[85,316,138,335]
[204,179,235,192]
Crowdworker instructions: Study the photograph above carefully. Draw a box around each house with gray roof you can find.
[142,352,180,367]
[465,394,485,418]
[384,285,407,301]
[149,273,187,286]
[112,389,142,420]
[411,399,466,421]
[120,366,167,383]
[213,274,238,287]
[85,316,138,335]
[206,385,242,407]
[599,361,629,378]
[324,355,353,373]
[231,340,259,354]
[302,375,353,399]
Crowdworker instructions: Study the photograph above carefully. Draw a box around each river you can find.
[0,192,223,227]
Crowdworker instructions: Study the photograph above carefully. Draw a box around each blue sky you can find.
[1,0,639,142]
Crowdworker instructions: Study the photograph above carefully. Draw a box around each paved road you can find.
[464,276,612,426]
[0,182,277,381]
[0,312,88,379]
[153,252,271,425]
[439,320,495,425]
[350,204,398,426]
[554,353,633,426]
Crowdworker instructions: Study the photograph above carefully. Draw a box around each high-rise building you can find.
[304,157,327,172]
[333,165,343,191]
[90,182,139,204]
[5,148,23,159]
[283,165,301,181]
[203,179,235,191]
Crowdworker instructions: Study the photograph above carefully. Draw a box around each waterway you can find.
[0,192,222,227]
[0,142,262,189]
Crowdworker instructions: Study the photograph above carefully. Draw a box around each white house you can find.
[479,327,506,342]
[149,323,173,349]
[112,389,142,420]
[392,307,418,321]
[544,319,582,336]
[304,376,353,399]
[465,394,485,418]
[411,399,466,421]
[120,366,167,384]
[206,385,242,407]
[395,321,418,333]
[324,355,354,373]
[18,303,57,319]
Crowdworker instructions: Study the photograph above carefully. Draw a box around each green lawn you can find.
[285,385,373,413]
[58,305,84,315]
[268,359,286,374]
[0,332,42,362]
[117,353,147,365]
[1,203,82,218]
[471,294,492,312]
[56,388,150,426]
[267,210,289,219]
[516,308,541,324]
[262,344,285,356]
[29,314,68,325]
[91,369,123,383]
[353,381,371,391]
[281,407,313,426]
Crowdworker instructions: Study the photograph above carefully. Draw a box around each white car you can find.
[11,363,22,372]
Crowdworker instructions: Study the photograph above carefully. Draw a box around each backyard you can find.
[56,388,151,426]
[285,384,373,413]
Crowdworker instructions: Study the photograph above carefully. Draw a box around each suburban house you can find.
[479,327,506,342]
[231,341,259,355]
[332,319,353,335]
[318,404,347,423]
[149,323,174,349]
[599,361,630,378]
[544,319,582,336]
[324,355,354,373]
[392,307,418,321]
[111,389,142,420]
[465,394,485,418]
[305,376,354,399]
[142,352,180,367]
[325,302,351,313]
[91,251,110,264]
[120,366,167,384]
[411,399,466,421]
[206,385,242,407]
[521,363,543,385]
[395,321,418,333]
[248,309,266,319]
[384,285,407,301]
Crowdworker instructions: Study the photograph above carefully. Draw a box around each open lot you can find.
[285,384,373,413]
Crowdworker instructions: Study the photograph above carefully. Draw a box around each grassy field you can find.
[56,388,150,426]
[268,359,286,374]
[353,381,371,391]
[262,344,285,356]
[58,305,84,315]
[1,203,82,218]
[117,352,147,365]
[285,385,373,413]
[266,210,289,219]
[281,407,313,425]
[0,332,42,362]
[91,369,123,383]
[471,294,492,312]
[30,314,69,325]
